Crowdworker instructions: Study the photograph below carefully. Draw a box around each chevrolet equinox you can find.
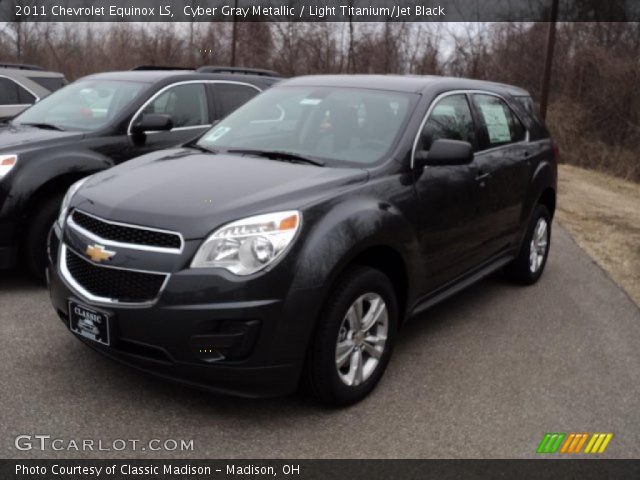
[48,75,557,406]
[0,66,278,279]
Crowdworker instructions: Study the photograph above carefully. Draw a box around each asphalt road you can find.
[1,224,639,459]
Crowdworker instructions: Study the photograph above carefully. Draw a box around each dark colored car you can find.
[0,66,279,278]
[48,75,557,406]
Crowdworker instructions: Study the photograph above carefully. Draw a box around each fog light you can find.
[190,319,260,362]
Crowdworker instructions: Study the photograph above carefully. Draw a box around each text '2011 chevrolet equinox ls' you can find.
[48,75,557,406]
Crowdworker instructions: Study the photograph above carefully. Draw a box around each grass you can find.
[555,164,640,306]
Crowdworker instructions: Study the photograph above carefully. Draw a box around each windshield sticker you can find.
[205,126,231,142]
[479,104,511,143]
[300,98,322,106]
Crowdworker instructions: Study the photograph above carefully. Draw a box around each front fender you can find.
[1,150,113,219]
[291,196,420,292]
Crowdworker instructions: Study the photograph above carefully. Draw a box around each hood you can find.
[73,149,368,239]
[0,123,84,152]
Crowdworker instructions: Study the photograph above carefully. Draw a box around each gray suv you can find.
[0,63,67,121]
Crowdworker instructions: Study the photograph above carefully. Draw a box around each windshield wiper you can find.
[227,149,325,167]
[19,122,65,131]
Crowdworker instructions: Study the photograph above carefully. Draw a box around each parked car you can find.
[48,75,557,405]
[0,66,280,278]
[0,63,67,121]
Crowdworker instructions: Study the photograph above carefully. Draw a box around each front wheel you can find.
[24,194,63,282]
[304,266,398,406]
[505,204,552,285]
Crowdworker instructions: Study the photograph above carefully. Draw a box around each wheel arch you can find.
[290,197,420,328]
[9,151,113,236]
[348,245,409,326]
[520,159,557,229]
[25,172,86,213]
[538,186,556,219]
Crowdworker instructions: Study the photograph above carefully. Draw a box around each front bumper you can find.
[48,226,324,398]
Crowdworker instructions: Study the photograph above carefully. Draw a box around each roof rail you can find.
[0,62,45,71]
[196,66,283,77]
[130,65,193,71]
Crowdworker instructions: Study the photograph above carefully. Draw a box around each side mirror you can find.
[131,113,173,135]
[415,139,474,168]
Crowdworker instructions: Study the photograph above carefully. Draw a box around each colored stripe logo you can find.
[537,433,613,454]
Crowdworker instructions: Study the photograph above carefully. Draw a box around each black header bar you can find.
[1,0,639,22]
[2,459,640,480]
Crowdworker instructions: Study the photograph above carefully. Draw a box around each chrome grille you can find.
[62,246,167,304]
[70,210,182,251]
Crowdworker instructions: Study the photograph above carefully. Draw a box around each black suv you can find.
[48,75,557,406]
[0,66,279,278]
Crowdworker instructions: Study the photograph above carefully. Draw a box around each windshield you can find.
[14,80,146,131]
[198,86,416,166]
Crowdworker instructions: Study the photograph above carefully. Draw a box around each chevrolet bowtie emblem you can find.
[85,244,116,263]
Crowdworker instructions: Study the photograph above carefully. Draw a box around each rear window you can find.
[27,76,67,92]
[473,94,526,148]
[515,95,541,118]
[0,77,35,105]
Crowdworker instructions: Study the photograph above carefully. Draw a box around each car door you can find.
[413,93,488,291]
[209,82,262,122]
[128,82,213,157]
[469,93,532,256]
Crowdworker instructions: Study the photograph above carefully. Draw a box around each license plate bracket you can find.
[68,300,111,346]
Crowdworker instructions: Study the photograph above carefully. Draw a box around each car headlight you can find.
[0,154,18,178]
[57,177,89,228]
[191,211,301,275]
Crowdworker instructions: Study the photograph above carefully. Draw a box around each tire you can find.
[24,194,64,282]
[304,266,398,406]
[505,204,552,285]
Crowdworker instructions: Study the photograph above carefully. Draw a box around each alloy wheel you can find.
[335,292,389,387]
[529,217,549,273]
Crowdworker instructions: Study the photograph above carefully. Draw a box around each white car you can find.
[0,63,67,121]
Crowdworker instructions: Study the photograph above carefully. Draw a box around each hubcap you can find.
[335,293,388,387]
[529,217,549,273]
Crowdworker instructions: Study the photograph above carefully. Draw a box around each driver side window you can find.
[141,83,208,128]
[417,94,476,151]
